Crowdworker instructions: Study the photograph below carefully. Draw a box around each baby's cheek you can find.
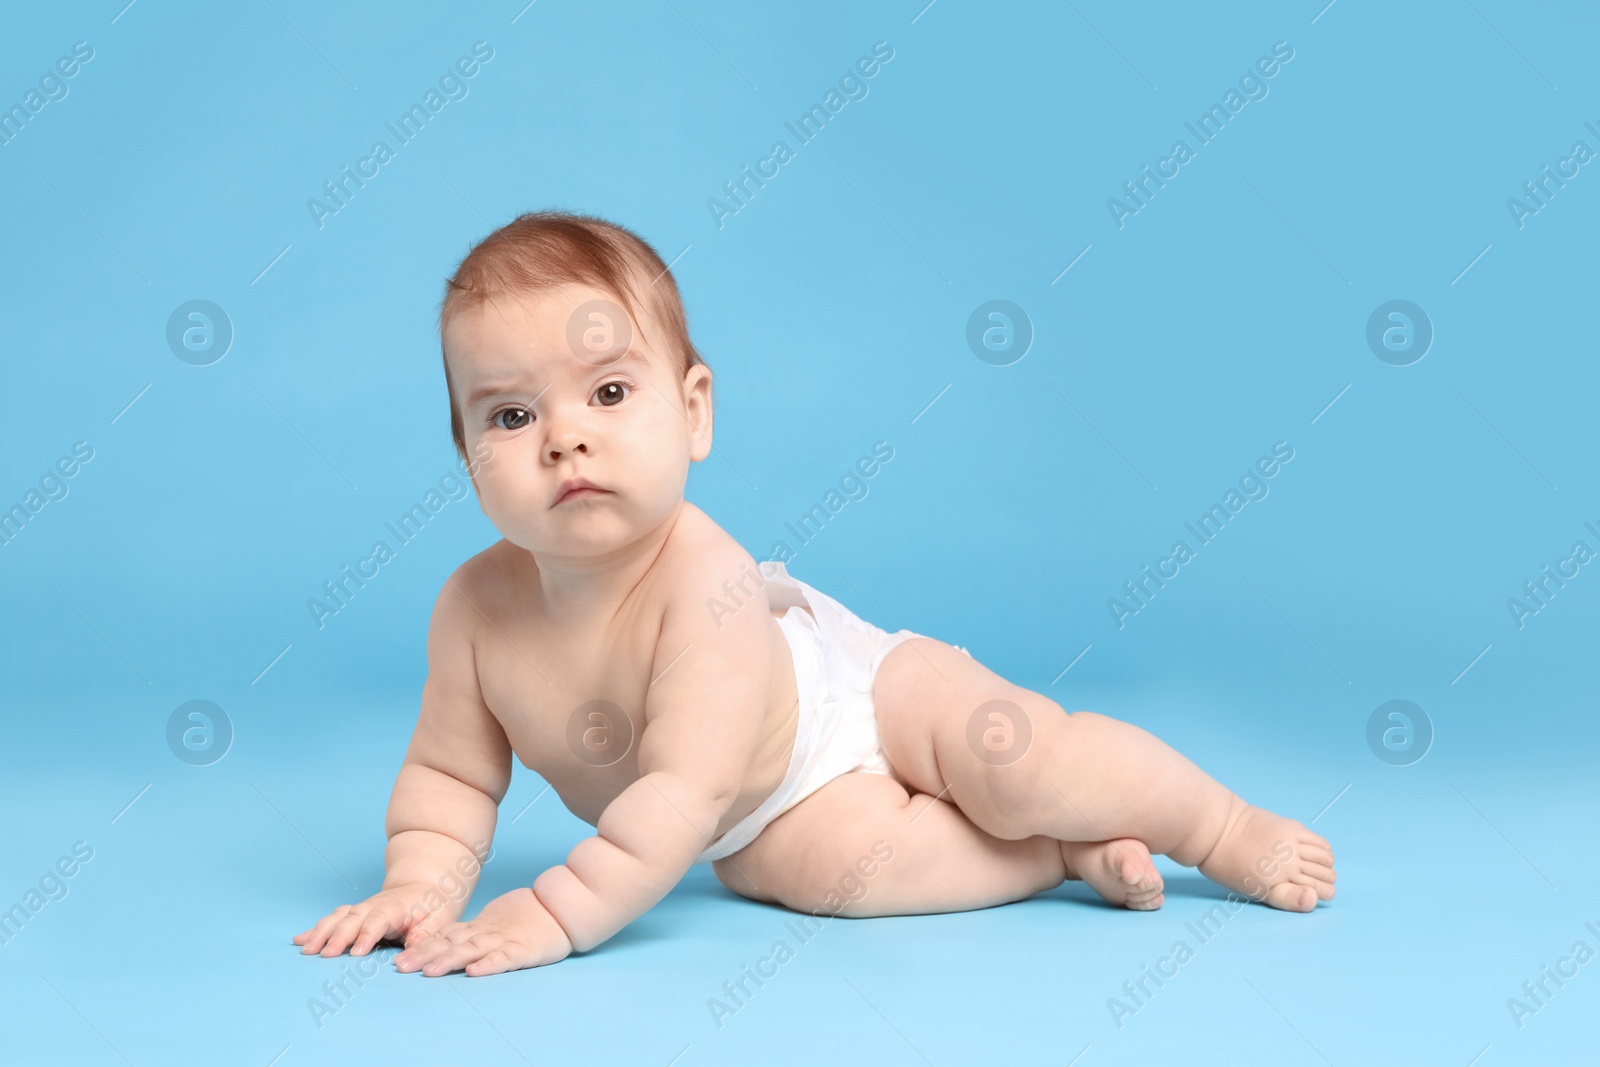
[474,470,519,511]
[471,487,520,539]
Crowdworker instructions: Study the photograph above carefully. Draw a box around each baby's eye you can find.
[491,406,532,431]
[595,381,631,407]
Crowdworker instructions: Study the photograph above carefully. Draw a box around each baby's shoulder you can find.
[455,538,522,593]
[661,502,755,575]
[654,504,770,620]
[426,539,525,631]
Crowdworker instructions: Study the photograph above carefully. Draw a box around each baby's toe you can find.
[1126,891,1164,911]
[1263,882,1317,912]
[1103,841,1154,883]
[1298,829,1332,854]
[1296,872,1336,902]
[1297,844,1334,868]
[1116,849,1163,911]
[1299,860,1335,884]
[1125,879,1164,909]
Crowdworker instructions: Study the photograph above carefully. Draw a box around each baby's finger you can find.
[318,910,369,957]
[405,898,446,932]
[409,921,472,952]
[422,934,496,977]
[296,904,351,943]
[464,947,517,977]
[402,912,459,948]
[350,906,401,956]
[395,934,452,974]
[402,923,438,949]
[297,906,353,953]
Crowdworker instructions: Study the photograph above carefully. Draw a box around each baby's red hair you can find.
[437,210,707,460]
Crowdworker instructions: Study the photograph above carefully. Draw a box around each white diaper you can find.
[694,560,971,864]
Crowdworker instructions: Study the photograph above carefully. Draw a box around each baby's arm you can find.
[396,544,775,976]
[295,573,512,958]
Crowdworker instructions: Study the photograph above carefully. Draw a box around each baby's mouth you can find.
[552,478,610,507]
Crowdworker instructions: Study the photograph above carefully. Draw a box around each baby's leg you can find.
[713,771,1069,918]
[872,639,1336,912]
[1060,839,1164,910]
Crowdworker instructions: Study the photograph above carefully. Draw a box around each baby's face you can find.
[444,283,711,560]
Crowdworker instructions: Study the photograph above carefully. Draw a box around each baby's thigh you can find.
[712,771,1065,918]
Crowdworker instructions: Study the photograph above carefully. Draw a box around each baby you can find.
[293,211,1335,977]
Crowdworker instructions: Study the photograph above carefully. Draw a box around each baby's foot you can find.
[1196,795,1336,912]
[1061,838,1164,910]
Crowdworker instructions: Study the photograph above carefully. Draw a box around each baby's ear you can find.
[683,365,713,460]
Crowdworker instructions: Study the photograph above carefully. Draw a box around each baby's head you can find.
[438,211,713,559]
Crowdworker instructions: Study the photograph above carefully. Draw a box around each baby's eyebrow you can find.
[465,380,527,409]
[464,348,651,409]
[595,347,652,375]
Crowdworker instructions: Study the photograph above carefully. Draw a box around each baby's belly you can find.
[511,608,803,838]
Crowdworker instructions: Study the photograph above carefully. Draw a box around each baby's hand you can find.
[395,887,573,977]
[293,883,455,958]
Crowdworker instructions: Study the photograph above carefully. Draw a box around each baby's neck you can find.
[521,501,685,622]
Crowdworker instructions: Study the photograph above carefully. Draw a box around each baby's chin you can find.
[492,508,639,558]
[488,488,688,558]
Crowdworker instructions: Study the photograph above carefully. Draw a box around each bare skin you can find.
[293,275,1334,979]
[1063,839,1166,911]
[713,640,1334,919]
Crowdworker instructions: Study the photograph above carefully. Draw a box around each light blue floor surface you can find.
[3,686,1593,1066]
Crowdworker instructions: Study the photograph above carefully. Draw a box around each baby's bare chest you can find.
[474,612,657,824]
[473,601,796,828]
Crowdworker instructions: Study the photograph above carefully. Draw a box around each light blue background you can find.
[2,0,1596,1063]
